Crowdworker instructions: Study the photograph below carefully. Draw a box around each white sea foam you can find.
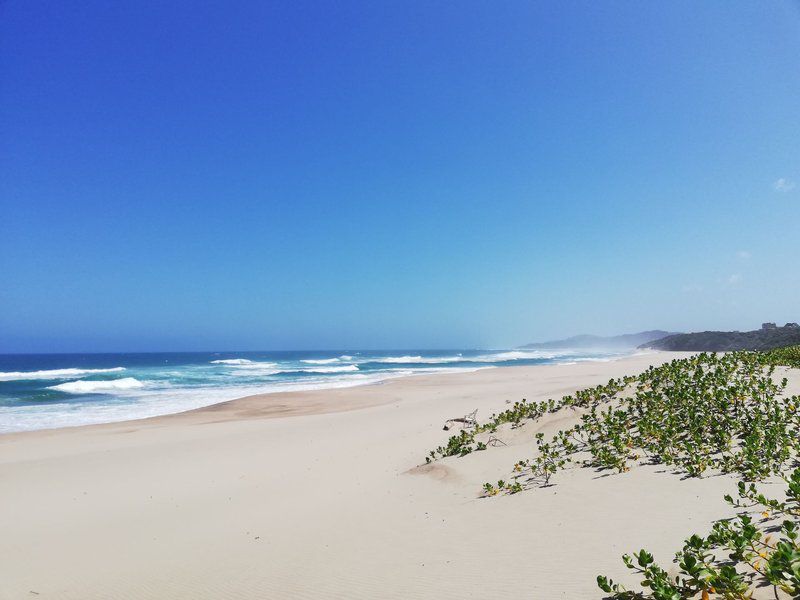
[210,359,254,365]
[230,367,280,377]
[231,361,277,369]
[296,364,359,374]
[370,350,588,364]
[48,377,145,394]
[224,361,356,377]
[472,350,573,362]
[216,360,279,375]
[228,361,280,377]
[474,349,630,363]
[371,355,464,364]
[0,367,126,382]
[301,358,341,364]
[371,355,423,363]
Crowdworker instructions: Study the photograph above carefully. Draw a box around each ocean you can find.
[0,349,628,433]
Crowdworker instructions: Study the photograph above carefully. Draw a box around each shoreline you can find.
[3,351,730,600]
[0,350,652,438]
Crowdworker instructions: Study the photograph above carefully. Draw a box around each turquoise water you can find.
[0,349,628,433]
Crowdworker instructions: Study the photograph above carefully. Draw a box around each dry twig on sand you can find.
[443,409,478,431]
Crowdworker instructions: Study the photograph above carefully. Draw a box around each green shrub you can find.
[425,376,632,463]
[762,344,800,368]
[598,467,800,599]
[423,350,800,597]
[484,352,799,493]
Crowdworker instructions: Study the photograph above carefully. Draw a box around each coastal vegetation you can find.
[429,352,799,485]
[596,349,800,599]
[643,325,800,352]
[483,353,796,497]
[763,345,800,369]
[424,375,634,463]
[425,348,800,598]
[597,469,800,599]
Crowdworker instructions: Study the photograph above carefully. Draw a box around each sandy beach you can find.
[2,351,793,599]
[5,3,798,597]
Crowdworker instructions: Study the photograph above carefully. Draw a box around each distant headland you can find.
[641,322,800,351]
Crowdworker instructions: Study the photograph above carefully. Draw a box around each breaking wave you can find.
[295,365,359,374]
[473,350,560,361]
[48,377,145,394]
[219,360,278,370]
[371,355,464,364]
[301,358,341,365]
[0,367,126,382]
[210,359,254,365]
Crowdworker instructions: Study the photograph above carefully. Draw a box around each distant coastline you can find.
[642,322,800,351]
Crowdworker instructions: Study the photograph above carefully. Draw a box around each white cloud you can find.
[773,178,796,192]
[727,273,742,286]
[736,250,751,260]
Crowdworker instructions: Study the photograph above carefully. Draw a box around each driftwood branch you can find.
[443,409,478,431]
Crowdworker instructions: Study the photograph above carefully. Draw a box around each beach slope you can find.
[0,352,766,599]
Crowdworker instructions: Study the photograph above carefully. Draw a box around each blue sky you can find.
[2,1,799,352]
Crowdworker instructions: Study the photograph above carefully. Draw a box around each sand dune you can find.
[1,352,783,599]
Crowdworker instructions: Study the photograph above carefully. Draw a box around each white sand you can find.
[0,352,786,599]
